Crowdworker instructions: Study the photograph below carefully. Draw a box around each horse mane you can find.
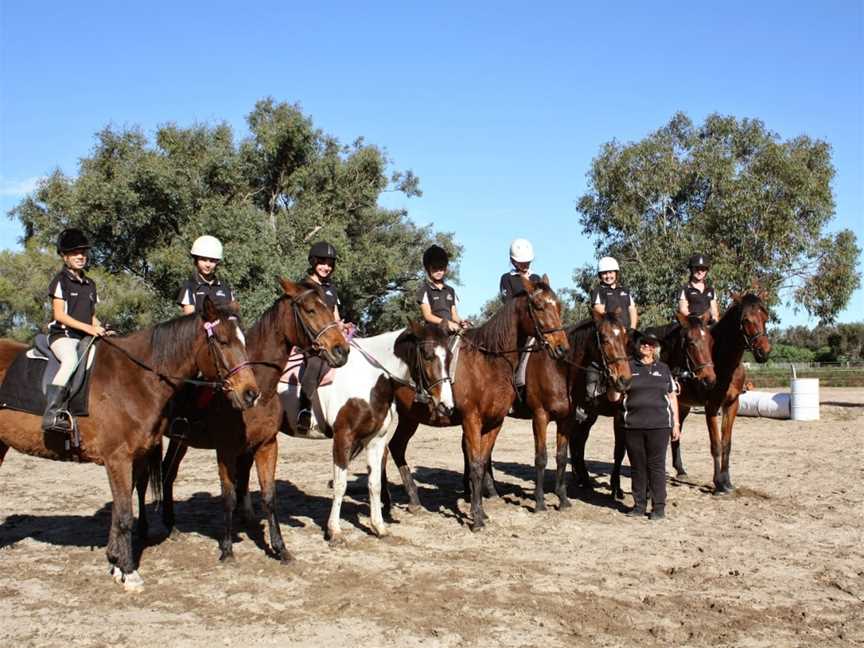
[149,306,240,371]
[465,296,520,352]
[248,295,287,346]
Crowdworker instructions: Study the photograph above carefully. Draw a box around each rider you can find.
[677,253,719,323]
[499,238,541,301]
[417,245,467,333]
[500,239,541,402]
[177,235,235,314]
[296,241,344,433]
[43,228,111,432]
[585,256,639,408]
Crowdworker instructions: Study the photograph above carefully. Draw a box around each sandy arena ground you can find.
[1,387,862,647]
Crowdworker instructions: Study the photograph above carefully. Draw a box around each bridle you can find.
[680,322,715,376]
[526,288,566,356]
[594,322,629,380]
[409,340,452,405]
[202,318,254,392]
[739,305,769,353]
[289,288,343,355]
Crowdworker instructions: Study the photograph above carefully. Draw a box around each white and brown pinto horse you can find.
[279,321,454,543]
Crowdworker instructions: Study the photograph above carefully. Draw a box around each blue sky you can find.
[1,1,861,326]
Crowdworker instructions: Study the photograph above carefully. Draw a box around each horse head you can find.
[592,307,632,393]
[731,291,772,363]
[279,278,350,368]
[519,274,569,360]
[195,297,260,409]
[398,320,455,418]
[675,310,717,390]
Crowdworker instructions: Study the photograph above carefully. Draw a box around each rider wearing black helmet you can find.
[677,253,719,323]
[296,241,344,432]
[417,245,466,333]
[43,228,113,431]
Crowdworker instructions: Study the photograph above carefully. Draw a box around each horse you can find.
[514,309,633,512]
[571,293,765,499]
[382,276,569,530]
[160,278,350,563]
[278,320,454,543]
[0,298,259,589]
[670,292,771,492]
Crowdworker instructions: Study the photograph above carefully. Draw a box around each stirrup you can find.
[45,410,73,434]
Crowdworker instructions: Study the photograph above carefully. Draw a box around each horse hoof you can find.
[372,526,389,539]
[328,534,348,548]
[406,503,423,515]
[676,469,688,478]
[277,550,294,565]
[534,500,547,513]
[111,566,144,591]
[218,551,236,563]
[558,497,572,510]
[470,522,485,533]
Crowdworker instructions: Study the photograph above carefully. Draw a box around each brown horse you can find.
[383,276,569,530]
[161,278,350,563]
[670,292,771,492]
[0,298,259,588]
[515,310,633,512]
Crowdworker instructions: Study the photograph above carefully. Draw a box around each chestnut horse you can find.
[383,276,569,530]
[514,310,633,512]
[161,279,349,563]
[0,298,259,588]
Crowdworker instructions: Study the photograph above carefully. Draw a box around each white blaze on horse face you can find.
[235,326,246,347]
[435,345,455,409]
[611,327,621,337]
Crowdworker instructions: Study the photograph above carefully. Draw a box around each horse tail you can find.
[147,442,163,507]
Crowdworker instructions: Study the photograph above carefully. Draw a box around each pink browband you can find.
[204,319,221,338]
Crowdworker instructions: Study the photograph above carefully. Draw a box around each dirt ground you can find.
[1,387,862,648]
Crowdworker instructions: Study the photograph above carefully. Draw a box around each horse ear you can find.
[202,296,219,323]
[675,311,688,327]
[279,277,302,298]
[541,273,551,287]
[224,301,241,316]
[699,311,711,325]
[409,319,425,337]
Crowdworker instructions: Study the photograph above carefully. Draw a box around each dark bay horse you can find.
[161,278,350,563]
[516,310,632,512]
[670,292,771,492]
[383,276,569,530]
[570,309,718,499]
[0,298,259,588]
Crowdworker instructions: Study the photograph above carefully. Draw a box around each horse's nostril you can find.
[244,389,259,406]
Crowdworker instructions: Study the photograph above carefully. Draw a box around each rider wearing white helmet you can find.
[177,235,236,315]
[591,256,638,330]
[500,238,542,302]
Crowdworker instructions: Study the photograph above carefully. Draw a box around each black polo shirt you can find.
[621,358,675,430]
[499,271,541,301]
[305,276,340,312]
[679,282,715,317]
[47,268,98,341]
[176,273,234,313]
[591,284,634,328]
[416,280,457,322]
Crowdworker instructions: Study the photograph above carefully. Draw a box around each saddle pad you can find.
[278,347,335,387]
[0,339,95,417]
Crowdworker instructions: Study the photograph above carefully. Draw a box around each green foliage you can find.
[3,98,454,339]
[576,112,860,326]
[474,286,589,327]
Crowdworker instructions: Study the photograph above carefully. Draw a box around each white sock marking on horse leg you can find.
[366,435,388,537]
[328,464,349,540]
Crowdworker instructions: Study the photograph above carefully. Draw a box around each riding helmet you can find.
[688,253,710,270]
[56,228,91,254]
[597,256,620,275]
[308,241,338,265]
[190,235,224,260]
[422,245,450,270]
[509,238,534,264]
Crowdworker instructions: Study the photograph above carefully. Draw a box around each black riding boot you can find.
[42,384,69,432]
[296,392,313,433]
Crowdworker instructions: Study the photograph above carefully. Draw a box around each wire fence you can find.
[743,362,864,388]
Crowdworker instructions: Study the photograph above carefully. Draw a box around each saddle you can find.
[278,347,336,387]
[0,334,96,418]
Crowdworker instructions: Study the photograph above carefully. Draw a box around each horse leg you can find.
[327,421,353,544]
[134,456,149,544]
[705,408,725,494]
[381,446,393,517]
[554,418,572,509]
[253,439,292,563]
[0,440,8,467]
[610,417,627,500]
[235,452,255,524]
[216,449,239,562]
[718,400,739,492]
[462,414,487,531]
[482,455,499,499]
[104,458,143,589]
[532,410,549,512]
[672,406,690,476]
[387,418,422,513]
[161,438,189,535]
[366,427,395,538]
